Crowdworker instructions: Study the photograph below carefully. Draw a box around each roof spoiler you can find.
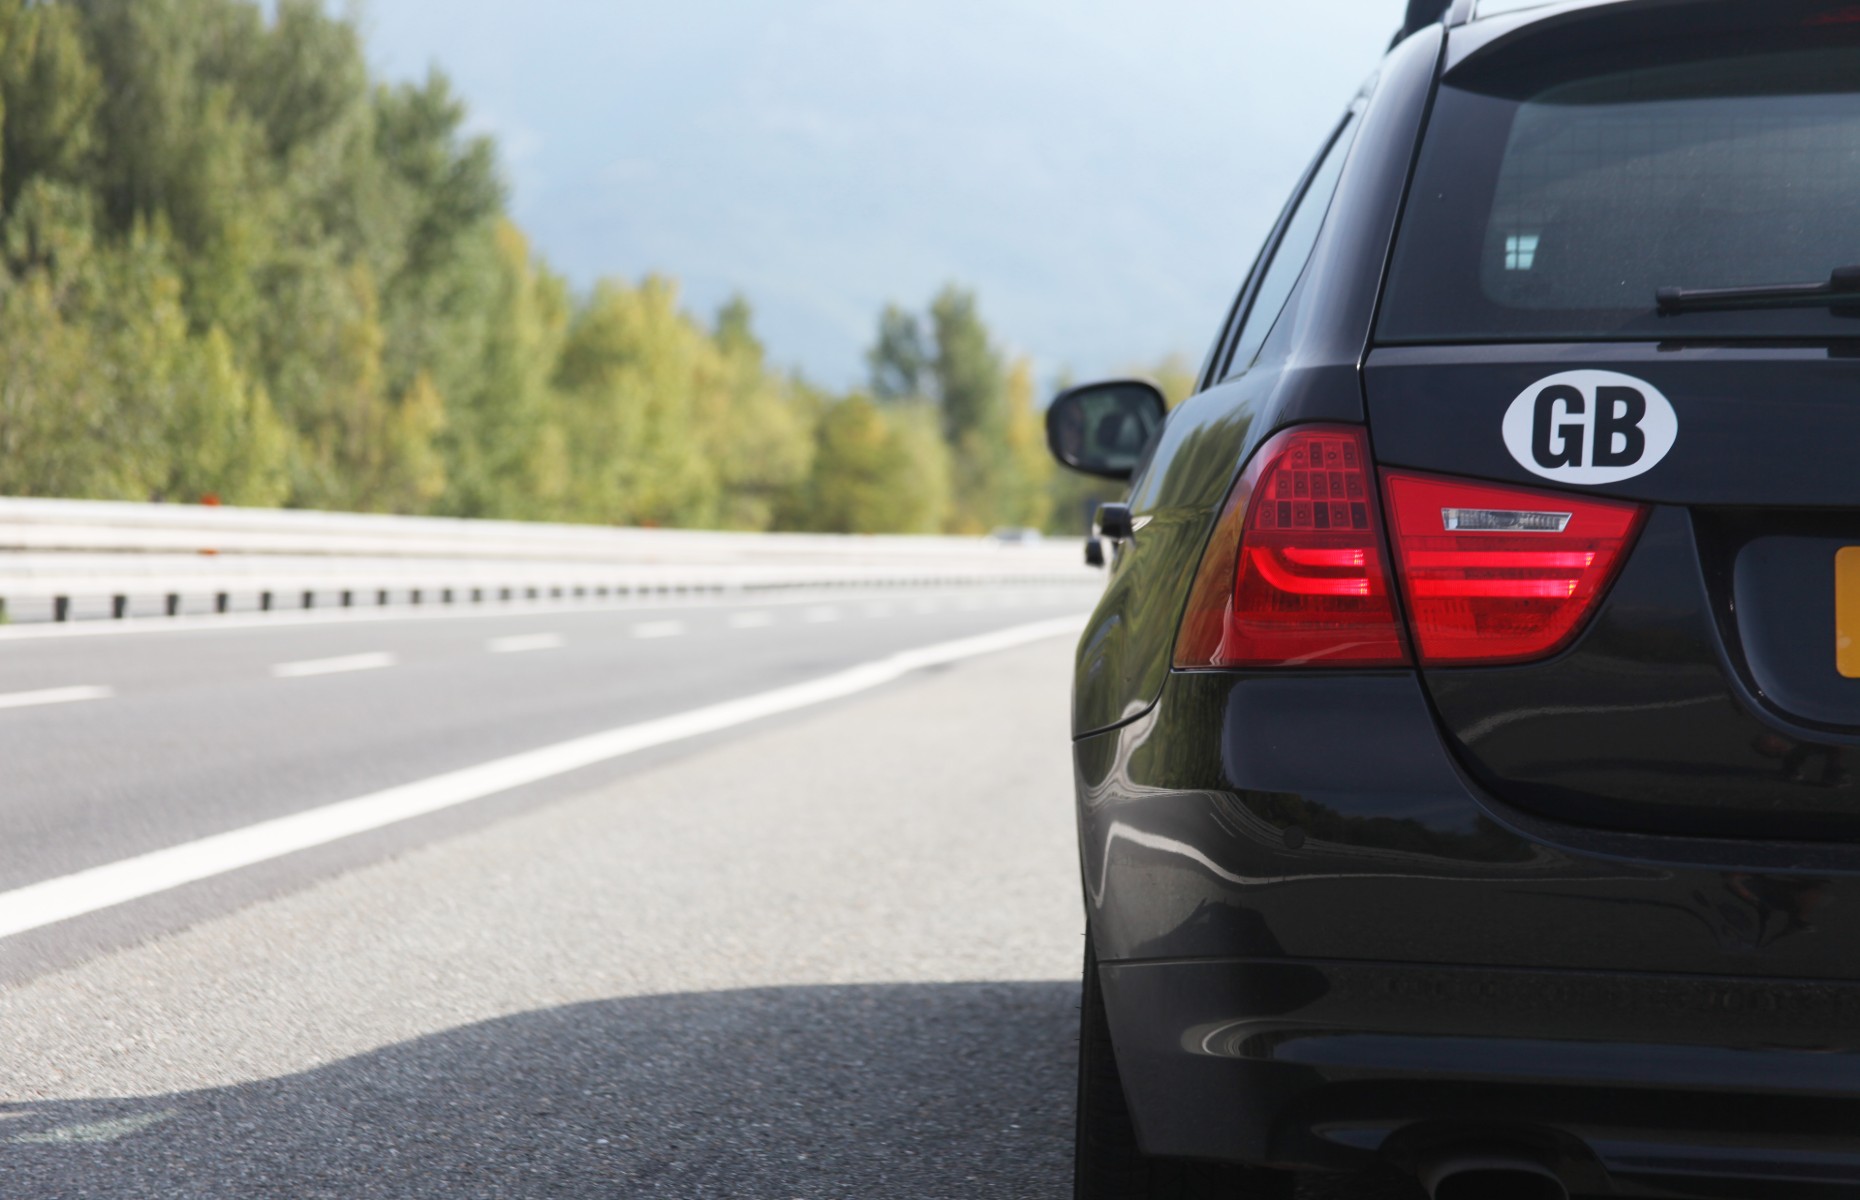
[1393,0,1456,45]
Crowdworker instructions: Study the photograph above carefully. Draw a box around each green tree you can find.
[863,284,1039,534]
[927,286,1004,446]
[997,358,1052,530]
[555,276,723,527]
[714,292,759,362]
[0,180,288,504]
[0,0,1101,541]
[780,393,949,534]
[703,296,812,529]
[439,221,570,519]
[928,285,1013,532]
[0,0,101,218]
[865,302,925,401]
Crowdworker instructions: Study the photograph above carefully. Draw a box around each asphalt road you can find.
[0,586,1093,974]
[0,584,1421,1198]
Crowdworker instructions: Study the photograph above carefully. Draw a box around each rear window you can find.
[1378,33,1860,343]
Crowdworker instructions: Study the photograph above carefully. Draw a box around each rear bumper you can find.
[1079,670,1860,1191]
[1102,956,1860,1195]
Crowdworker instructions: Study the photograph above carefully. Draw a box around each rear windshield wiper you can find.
[1657,266,1860,315]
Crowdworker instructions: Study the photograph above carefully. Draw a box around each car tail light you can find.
[1381,471,1646,665]
[1175,426,1408,668]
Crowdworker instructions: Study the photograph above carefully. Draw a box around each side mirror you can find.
[1044,379,1167,481]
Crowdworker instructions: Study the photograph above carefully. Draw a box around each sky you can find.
[357,1,1402,390]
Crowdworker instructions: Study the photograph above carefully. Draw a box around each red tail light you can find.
[1175,425,1649,671]
[1175,426,1408,668]
[1381,471,1646,665]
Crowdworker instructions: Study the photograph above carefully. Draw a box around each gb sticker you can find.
[1501,369,1677,485]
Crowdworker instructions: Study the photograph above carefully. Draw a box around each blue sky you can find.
[358,1,1401,388]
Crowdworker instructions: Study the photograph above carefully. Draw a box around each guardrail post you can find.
[471,588,483,604]
[302,590,314,610]
[377,589,389,606]
[260,591,272,612]
[111,595,127,619]
[411,589,422,606]
[216,593,228,614]
[442,588,454,605]
[54,596,69,622]
[341,590,353,608]
[166,594,180,617]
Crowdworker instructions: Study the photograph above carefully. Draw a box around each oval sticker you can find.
[1501,370,1677,485]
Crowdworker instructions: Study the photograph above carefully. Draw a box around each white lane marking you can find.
[0,685,113,711]
[912,598,937,614]
[632,620,685,639]
[0,615,1084,940]
[270,652,396,679]
[488,633,564,654]
[728,611,773,629]
[863,602,893,618]
[803,606,840,623]
[958,595,986,611]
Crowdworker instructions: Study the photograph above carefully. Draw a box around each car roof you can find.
[1441,0,1825,72]
[1463,0,1703,28]
[1468,0,1603,21]
[1458,0,1832,32]
[1396,1,1642,69]
[1398,0,1635,47]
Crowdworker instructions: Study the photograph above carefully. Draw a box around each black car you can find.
[1047,2,1860,1197]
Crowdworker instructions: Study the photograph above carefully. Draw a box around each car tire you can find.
[1075,935,1296,1200]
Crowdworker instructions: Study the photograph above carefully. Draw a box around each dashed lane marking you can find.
[487,633,565,654]
[0,685,114,711]
[271,652,397,679]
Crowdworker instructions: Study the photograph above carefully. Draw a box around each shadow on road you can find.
[2,981,1076,1198]
[1,979,1421,1198]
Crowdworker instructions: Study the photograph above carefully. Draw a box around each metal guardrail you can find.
[0,497,1091,623]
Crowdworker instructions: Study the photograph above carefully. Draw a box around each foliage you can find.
[777,392,948,535]
[863,284,1055,534]
[864,303,924,403]
[0,0,1175,538]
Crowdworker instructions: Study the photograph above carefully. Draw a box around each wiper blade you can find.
[1657,266,1860,315]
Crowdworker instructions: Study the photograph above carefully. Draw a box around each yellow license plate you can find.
[1839,548,1860,678]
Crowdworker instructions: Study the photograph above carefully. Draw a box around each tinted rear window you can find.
[1379,34,1860,343]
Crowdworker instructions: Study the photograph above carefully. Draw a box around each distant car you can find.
[990,526,1045,545]
[1049,2,1860,1197]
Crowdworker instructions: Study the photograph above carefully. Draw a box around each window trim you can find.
[1205,108,1362,388]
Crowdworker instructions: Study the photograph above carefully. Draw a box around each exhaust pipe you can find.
[1421,1154,1568,1200]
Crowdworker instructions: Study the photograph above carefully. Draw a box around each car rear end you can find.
[1085,3,1860,1195]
